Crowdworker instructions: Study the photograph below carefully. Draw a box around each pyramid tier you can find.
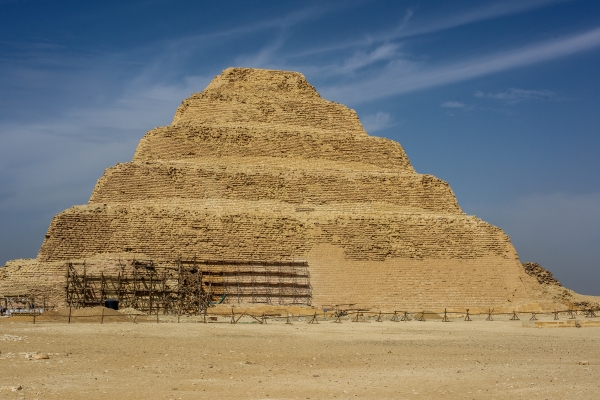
[133,123,413,170]
[40,201,509,263]
[172,68,366,138]
[90,158,461,213]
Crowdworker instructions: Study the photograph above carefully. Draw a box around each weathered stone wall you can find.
[132,125,413,171]
[39,202,510,263]
[307,245,541,310]
[0,259,66,307]
[90,161,460,213]
[172,67,366,137]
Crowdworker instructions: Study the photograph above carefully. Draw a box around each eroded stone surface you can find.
[2,67,594,310]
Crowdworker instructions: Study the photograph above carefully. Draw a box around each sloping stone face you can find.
[4,67,556,309]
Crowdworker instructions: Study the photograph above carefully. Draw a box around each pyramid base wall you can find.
[306,244,553,312]
[1,249,571,313]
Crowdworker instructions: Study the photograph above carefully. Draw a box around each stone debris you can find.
[522,262,562,286]
[119,307,147,315]
[0,334,25,341]
[0,385,23,392]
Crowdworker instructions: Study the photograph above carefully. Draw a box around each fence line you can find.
[6,306,598,325]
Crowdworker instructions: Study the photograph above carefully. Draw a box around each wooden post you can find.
[65,263,70,309]
[162,272,167,315]
[82,262,87,309]
[132,271,137,311]
[530,312,537,321]
[442,308,450,322]
[68,305,72,324]
[101,272,105,305]
[198,293,202,317]
[310,312,319,324]
[101,307,104,324]
[177,260,181,323]
[117,271,122,304]
[149,274,153,316]
[156,307,159,324]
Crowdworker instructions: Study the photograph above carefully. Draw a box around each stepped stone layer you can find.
[89,159,459,212]
[2,67,586,310]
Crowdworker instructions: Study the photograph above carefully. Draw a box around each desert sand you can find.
[1,314,598,399]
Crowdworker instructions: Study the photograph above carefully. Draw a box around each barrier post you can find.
[442,308,450,322]
[530,312,537,321]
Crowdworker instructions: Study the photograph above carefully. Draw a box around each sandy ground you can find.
[0,314,599,399]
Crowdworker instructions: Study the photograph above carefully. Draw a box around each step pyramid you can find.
[3,68,560,310]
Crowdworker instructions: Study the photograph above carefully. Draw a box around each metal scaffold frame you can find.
[177,258,311,306]
[65,258,312,313]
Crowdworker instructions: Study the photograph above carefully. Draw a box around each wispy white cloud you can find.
[299,43,403,78]
[336,43,401,75]
[321,26,600,104]
[474,88,563,103]
[157,1,355,56]
[360,111,394,133]
[441,101,466,108]
[234,34,288,69]
[288,0,570,59]
[394,0,570,40]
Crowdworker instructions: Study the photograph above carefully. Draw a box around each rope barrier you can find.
[10,306,599,324]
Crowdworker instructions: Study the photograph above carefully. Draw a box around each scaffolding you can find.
[65,260,183,313]
[65,258,311,313]
[178,258,312,306]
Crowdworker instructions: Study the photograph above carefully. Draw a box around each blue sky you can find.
[1,0,599,294]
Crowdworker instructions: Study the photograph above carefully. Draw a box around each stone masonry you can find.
[1,67,587,311]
